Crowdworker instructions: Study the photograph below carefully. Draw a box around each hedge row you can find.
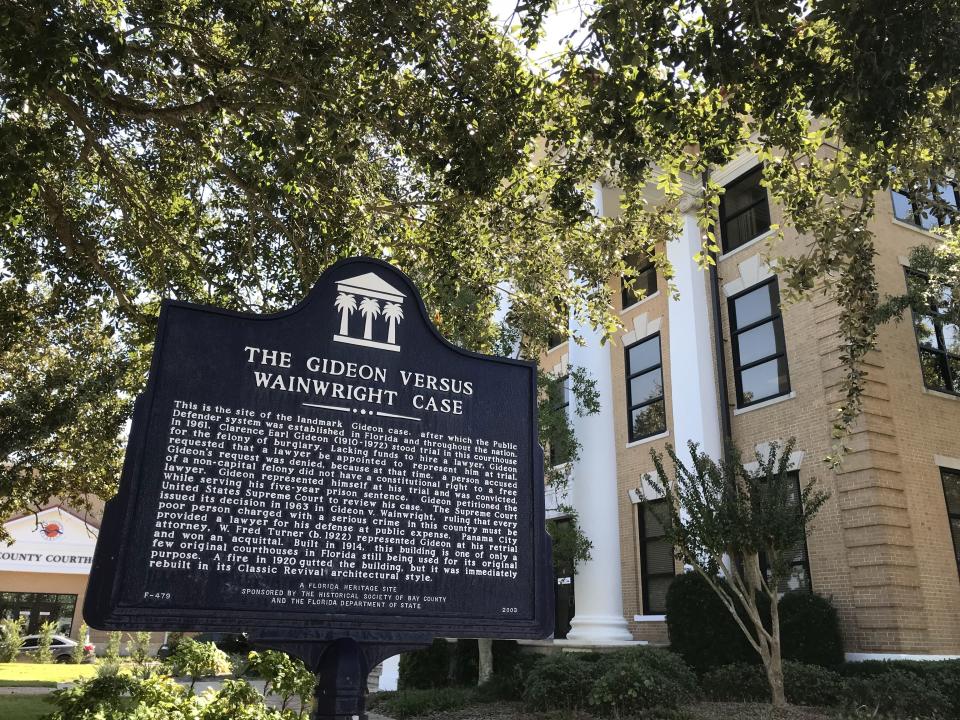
[665,572,845,672]
[703,660,960,718]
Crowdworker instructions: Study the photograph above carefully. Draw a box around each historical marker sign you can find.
[85,257,553,644]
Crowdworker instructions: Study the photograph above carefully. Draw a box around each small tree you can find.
[166,638,232,693]
[103,631,123,662]
[71,623,91,664]
[246,649,315,716]
[646,439,829,708]
[0,617,26,662]
[130,631,152,665]
[36,620,58,663]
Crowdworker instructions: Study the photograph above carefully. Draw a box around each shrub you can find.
[103,631,122,661]
[36,620,58,663]
[779,591,844,667]
[701,663,768,702]
[665,572,755,673]
[842,660,960,717]
[246,650,316,712]
[0,617,26,662]
[165,638,232,691]
[476,652,540,702]
[71,623,92,664]
[368,687,476,718]
[783,661,845,707]
[523,652,597,711]
[398,639,452,689]
[588,647,698,717]
[845,668,951,718]
[130,631,152,665]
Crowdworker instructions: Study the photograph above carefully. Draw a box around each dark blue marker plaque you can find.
[85,258,552,718]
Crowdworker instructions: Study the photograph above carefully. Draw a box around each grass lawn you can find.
[0,695,56,720]
[0,662,97,687]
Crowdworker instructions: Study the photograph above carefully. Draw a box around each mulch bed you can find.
[372,700,839,720]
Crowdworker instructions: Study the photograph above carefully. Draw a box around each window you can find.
[625,334,666,442]
[729,277,790,407]
[941,468,960,578]
[548,375,571,466]
[0,592,77,636]
[908,271,960,395]
[759,471,812,592]
[621,255,658,309]
[719,165,771,253]
[639,499,675,614]
[892,183,958,230]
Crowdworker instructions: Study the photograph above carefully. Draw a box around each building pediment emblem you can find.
[333,272,406,352]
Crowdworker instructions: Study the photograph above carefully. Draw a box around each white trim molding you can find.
[742,441,805,474]
[633,614,666,622]
[718,229,776,262]
[846,652,960,662]
[625,430,670,449]
[733,391,796,416]
[723,254,777,297]
[621,313,663,346]
[620,290,662,315]
[934,454,960,472]
[628,473,665,503]
[550,353,569,377]
[711,153,761,188]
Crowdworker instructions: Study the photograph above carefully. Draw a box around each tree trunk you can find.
[477,638,493,686]
[767,594,786,708]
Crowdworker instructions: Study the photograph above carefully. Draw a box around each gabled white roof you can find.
[336,272,406,301]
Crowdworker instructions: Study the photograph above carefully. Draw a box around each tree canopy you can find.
[2,0,960,524]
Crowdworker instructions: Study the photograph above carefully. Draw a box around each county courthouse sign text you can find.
[85,257,553,643]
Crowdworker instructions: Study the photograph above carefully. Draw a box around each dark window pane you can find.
[628,336,660,372]
[943,323,960,355]
[21,639,38,648]
[645,539,675,574]
[631,401,666,439]
[646,576,672,614]
[622,258,657,308]
[630,369,663,406]
[725,203,771,251]
[643,504,666,538]
[722,168,771,252]
[733,283,775,327]
[919,350,948,391]
[951,518,960,568]
[915,316,940,349]
[943,472,960,513]
[737,322,779,365]
[725,168,766,215]
[740,357,789,404]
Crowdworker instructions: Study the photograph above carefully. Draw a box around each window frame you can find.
[940,468,960,580]
[624,333,666,443]
[891,183,958,230]
[905,269,960,396]
[719,165,771,254]
[638,498,675,615]
[728,276,791,408]
[621,256,658,310]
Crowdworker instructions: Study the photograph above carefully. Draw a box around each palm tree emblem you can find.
[383,302,404,344]
[359,297,381,340]
[334,292,357,335]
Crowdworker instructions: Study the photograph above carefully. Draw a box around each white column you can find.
[666,195,722,465]
[377,654,400,691]
[564,183,633,643]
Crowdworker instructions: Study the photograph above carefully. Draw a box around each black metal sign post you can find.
[84,258,553,720]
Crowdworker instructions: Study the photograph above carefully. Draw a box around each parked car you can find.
[156,632,250,660]
[18,634,93,663]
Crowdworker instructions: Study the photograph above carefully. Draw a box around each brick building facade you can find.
[543,156,960,658]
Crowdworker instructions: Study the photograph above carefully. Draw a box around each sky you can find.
[488,0,593,68]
